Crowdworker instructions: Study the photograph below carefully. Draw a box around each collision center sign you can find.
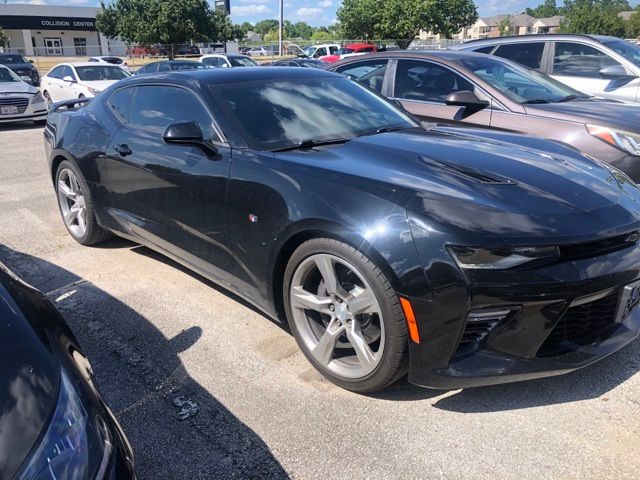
[0,15,97,31]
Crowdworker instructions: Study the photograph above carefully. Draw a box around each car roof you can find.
[62,62,115,67]
[116,66,340,88]
[330,49,492,66]
[454,33,622,48]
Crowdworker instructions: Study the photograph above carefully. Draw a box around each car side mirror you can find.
[445,90,489,108]
[163,122,218,157]
[599,64,633,79]
[62,75,76,83]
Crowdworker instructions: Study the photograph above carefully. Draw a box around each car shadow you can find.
[0,245,289,479]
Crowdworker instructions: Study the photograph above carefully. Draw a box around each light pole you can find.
[279,0,283,56]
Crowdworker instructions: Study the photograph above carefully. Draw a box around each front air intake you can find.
[454,308,513,357]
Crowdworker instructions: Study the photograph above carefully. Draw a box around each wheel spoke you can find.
[64,208,79,225]
[346,322,377,371]
[291,286,333,314]
[77,208,86,232]
[312,318,344,366]
[347,288,377,315]
[314,254,348,298]
[58,180,76,200]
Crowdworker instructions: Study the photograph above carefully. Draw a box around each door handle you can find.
[113,144,132,156]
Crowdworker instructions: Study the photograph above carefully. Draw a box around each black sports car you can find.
[44,68,640,392]
[0,261,135,479]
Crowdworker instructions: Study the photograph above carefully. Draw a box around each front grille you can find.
[0,97,29,114]
[538,290,620,357]
[560,231,638,261]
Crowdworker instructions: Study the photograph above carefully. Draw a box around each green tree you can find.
[497,15,513,36]
[311,30,334,42]
[263,30,280,42]
[96,0,217,58]
[337,0,477,48]
[254,19,280,36]
[0,28,8,48]
[525,0,560,18]
[287,21,314,39]
[625,7,640,37]
[559,0,627,36]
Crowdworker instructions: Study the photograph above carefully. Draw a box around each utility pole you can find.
[279,0,283,56]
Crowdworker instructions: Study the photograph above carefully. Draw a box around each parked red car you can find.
[320,43,377,63]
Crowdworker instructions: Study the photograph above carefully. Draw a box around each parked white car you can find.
[0,65,47,123]
[199,54,259,68]
[88,56,131,73]
[303,44,341,59]
[41,62,130,105]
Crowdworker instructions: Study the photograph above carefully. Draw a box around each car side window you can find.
[553,42,620,78]
[48,66,63,79]
[61,66,76,81]
[394,59,474,103]
[335,59,389,93]
[158,63,172,72]
[145,63,159,74]
[88,58,98,63]
[329,46,339,54]
[493,42,545,70]
[129,85,221,142]
[473,46,495,54]
[107,87,135,123]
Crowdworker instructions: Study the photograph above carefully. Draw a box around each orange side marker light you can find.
[400,297,420,344]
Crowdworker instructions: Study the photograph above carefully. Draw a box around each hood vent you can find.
[420,155,516,185]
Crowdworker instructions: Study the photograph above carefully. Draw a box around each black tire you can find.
[55,160,111,246]
[283,238,408,392]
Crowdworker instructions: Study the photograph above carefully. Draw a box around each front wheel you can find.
[55,160,111,245]
[284,238,408,392]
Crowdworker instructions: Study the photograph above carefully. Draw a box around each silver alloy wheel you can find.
[290,253,385,379]
[57,168,87,238]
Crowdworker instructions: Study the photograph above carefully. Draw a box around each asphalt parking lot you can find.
[1,122,639,480]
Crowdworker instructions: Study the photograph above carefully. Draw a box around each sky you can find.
[4,1,640,28]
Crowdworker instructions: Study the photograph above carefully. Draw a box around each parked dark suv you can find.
[0,53,40,86]
[454,34,640,103]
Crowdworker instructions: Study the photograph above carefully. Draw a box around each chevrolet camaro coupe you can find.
[44,68,640,392]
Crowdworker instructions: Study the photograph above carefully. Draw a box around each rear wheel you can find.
[55,160,111,245]
[284,238,408,392]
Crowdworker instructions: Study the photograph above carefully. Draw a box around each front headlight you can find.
[587,124,640,156]
[18,370,113,480]
[448,245,559,269]
[32,92,45,104]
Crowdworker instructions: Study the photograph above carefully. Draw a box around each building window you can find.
[74,38,87,56]
[31,37,36,48]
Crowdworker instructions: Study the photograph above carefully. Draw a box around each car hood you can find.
[279,127,640,243]
[0,265,58,480]
[0,81,37,94]
[79,79,121,91]
[525,98,640,133]
[3,62,33,71]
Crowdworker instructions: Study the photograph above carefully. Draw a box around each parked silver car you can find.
[455,34,640,103]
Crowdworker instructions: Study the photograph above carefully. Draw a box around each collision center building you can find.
[0,4,126,57]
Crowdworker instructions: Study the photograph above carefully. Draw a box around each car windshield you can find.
[211,76,416,151]
[337,48,354,55]
[603,39,640,67]
[171,62,208,70]
[0,67,21,82]
[300,59,325,68]
[75,65,130,81]
[303,47,317,57]
[229,56,258,67]
[102,57,124,65]
[0,54,28,64]
[459,55,585,103]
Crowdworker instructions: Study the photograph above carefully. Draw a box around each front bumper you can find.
[0,108,47,123]
[406,241,640,389]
